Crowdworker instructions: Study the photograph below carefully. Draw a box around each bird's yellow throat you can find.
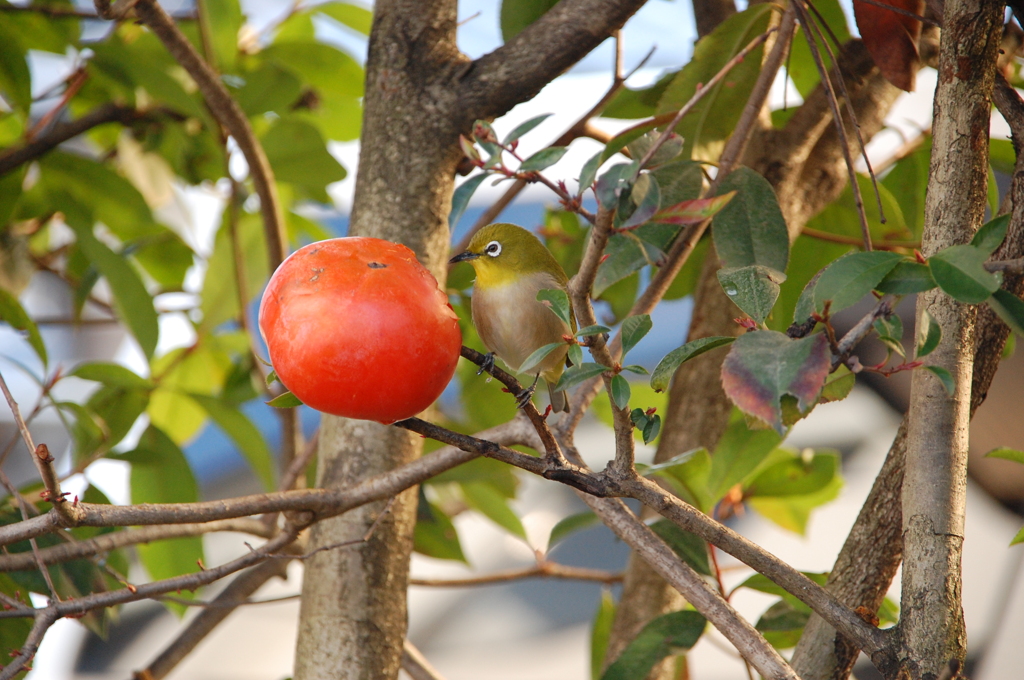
[469,259,520,288]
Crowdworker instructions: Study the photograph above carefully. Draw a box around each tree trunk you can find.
[293,0,649,676]
[897,0,1003,676]
[293,3,464,678]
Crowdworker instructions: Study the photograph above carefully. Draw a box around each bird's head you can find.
[449,223,564,287]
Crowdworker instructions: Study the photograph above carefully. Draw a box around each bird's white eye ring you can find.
[485,241,501,257]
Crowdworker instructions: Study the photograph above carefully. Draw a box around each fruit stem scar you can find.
[368,262,387,269]
[310,267,325,282]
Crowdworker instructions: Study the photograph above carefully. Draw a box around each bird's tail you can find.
[546,380,569,413]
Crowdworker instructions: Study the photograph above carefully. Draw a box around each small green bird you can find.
[449,223,575,412]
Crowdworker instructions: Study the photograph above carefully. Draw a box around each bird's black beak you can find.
[449,251,480,264]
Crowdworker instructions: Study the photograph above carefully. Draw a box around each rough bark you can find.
[293,1,649,678]
[791,75,1024,680]
[897,0,1002,676]
[606,37,900,676]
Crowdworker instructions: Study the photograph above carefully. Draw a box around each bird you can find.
[449,223,575,412]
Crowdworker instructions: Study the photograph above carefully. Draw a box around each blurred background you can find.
[0,0,1022,679]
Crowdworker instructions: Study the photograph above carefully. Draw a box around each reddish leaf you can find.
[720,331,831,433]
[853,0,924,91]
[653,191,737,225]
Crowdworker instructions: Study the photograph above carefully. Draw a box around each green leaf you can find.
[651,336,735,392]
[653,192,735,226]
[812,251,903,314]
[620,314,653,357]
[875,261,936,295]
[262,118,346,202]
[191,395,276,491]
[602,70,677,120]
[712,168,789,272]
[568,343,584,367]
[707,413,782,500]
[500,0,560,40]
[519,146,567,172]
[756,599,810,649]
[929,245,1001,304]
[972,214,1009,255]
[648,520,711,575]
[428,456,518,497]
[267,391,304,408]
[786,0,850,95]
[71,225,159,359]
[0,288,47,367]
[520,342,566,375]
[555,362,608,392]
[197,0,242,71]
[578,151,603,194]
[200,211,269,331]
[504,114,552,145]
[819,365,856,403]
[650,448,713,511]
[577,324,611,337]
[657,6,773,161]
[316,2,374,35]
[1012,524,1024,546]
[627,132,685,169]
[263,40,364,99]
[745,450,838,497]
[642,415,661,444]
[925,365,955,396]
[71,362,152,390]
[622,364,649,375]
[234,63,303,115]
[462,481,526,539]
[717,265,786,324]
[414,492,467,563]
[915,310,941,358]
[751,474,843,534]
[449,174,488,229]
[721,332,832,434]
[123,426,203,614]
[591,590,617,680]
[988,288,1024,337]
[0,22,31,111]
[985,448,1024,465]
[600,610,705,680]
[550,511,600,550]
[610,375,631,410]
[618,173,661,230]
[595,163,636,210]
[537,288,572,327]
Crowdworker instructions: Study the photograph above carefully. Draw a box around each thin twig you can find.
[792,0,873,250]
[985,257,1024,272]
[409,562,622,587]
[0,2,196,19]
[402,640,449,680]
[801,227,918,250]
[832,295,896,367]
[800,1,886,229]
[0,608,59,680]
[632,29,776,180]
[451,45,656,255]
[117,0,288,271]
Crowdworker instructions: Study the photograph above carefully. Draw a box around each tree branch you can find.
[457,0,648,124]
[0,518,274,572]
[409,562,622,587]
[110,0,288,271]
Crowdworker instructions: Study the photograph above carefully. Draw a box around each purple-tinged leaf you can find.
[720,331,831,433]
[653,192,736,225]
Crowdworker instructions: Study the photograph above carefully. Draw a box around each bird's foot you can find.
[477,352,495,376]
[516,375,540,409]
